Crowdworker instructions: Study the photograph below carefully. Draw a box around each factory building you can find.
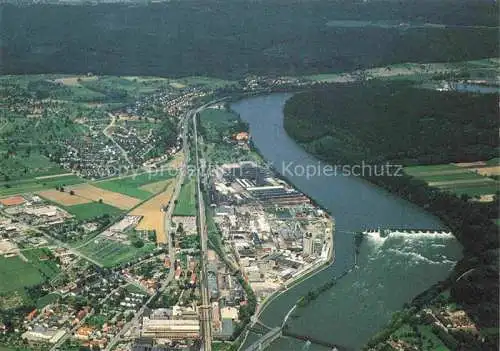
[302,232,313,256]
[246,186,310,206]
[141,318,200,340]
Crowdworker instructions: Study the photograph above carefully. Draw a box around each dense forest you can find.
[284,81,499,165]
[1,0,498,78]
[283,82,499,342]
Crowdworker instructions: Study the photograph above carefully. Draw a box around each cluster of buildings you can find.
[122,254,171,295]
[386,305,481,351]
[58,86,206,180]
[139,305,200,340]
[109,123,158,166]
[21,304,88,346]
[102,215,143,244]
[206,249,245,339]
[0,195,66,253]
[241,76,310,92]
[209,162,333,301]
[21,266,151,349]
[60,130,130,179]
[127,88,206,119]
[2,195,71,227]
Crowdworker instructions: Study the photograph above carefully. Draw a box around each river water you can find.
[231,94,462,350]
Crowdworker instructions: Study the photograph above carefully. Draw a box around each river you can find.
[231,94,463,350]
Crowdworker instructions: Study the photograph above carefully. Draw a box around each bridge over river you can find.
[242,304,347,351]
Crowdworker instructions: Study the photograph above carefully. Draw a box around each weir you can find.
[362,228,452,237]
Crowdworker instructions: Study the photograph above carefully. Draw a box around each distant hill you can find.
[1,0,498,78]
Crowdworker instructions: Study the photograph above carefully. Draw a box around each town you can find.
[1,59,497,350]
[0,73,334,351]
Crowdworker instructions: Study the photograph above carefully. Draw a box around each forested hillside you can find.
[1,0,498,78]
[284,81,499,165]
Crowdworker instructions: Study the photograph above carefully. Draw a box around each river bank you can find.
[281,83,499,337]
[231,94,461,350]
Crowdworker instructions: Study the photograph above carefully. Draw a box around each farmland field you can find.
[131,180,175,244]
[23,248,60,279]
[173,177,197,216]
[0,250,61,309]
[93,171,176,200]
[140,180,172,194]
[0,174,84,197]
[63,202,123,220]
[404,164,464,175]
[404,162,499,200]
[38,188,92,206]
[67,184,141,210]
[78,238,155,267]
[0,152,65,180]
[0,256,45,294]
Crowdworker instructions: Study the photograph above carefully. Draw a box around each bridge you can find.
[243,327,282,351]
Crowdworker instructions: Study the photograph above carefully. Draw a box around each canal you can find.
[231,94,463,350]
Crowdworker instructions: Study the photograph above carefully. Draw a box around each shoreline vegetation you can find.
[282,74,499,349]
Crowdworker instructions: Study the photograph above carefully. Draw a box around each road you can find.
[104,110,193,351]
[192,106,212,351]
[91,100,223,350]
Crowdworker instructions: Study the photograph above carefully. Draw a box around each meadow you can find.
[78,238,155,268]
[23,248,60,279]
[0,174,84,197]
[63,202,123,221]
[392,323,450,351]
[173,177,196,216]
[93,171,176,200]
[199,108,243,143]
[404,162,499,200]
[0,256,45,294]
[0,249,60,309]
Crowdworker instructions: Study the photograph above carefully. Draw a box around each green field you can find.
[404,164,463,175]
[36,292,61,309]
[0,256,45,294]
[0,249,61,309]
[78,238,155,267]
[416,172,487,183]
[23,248,60,279]
[80,76,166,98]
[64,202,123,220]
[443,184,499,197]
[201,108,239,127]
[93,172,176,200]
[404,164,499,199]
[199,108,244,143]
[173,177,197,216]
[0,174,84,197]
[0,153,64,179]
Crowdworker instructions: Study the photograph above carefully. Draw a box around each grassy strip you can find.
[63,202,123,221]
[0,175,84,197]
[173,177,197,216]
